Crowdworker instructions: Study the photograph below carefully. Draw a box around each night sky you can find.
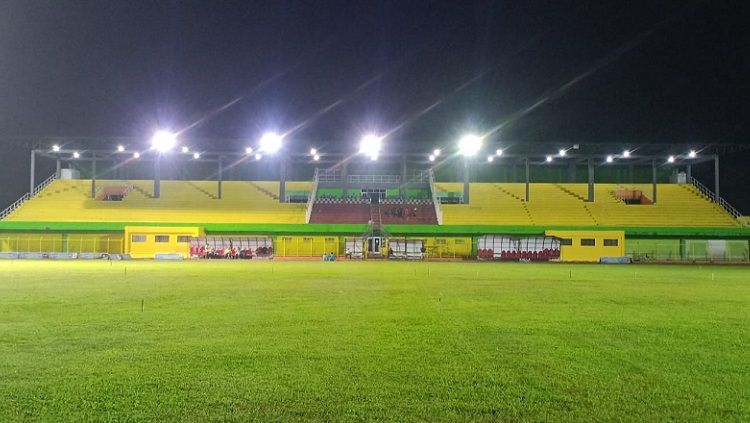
[1,1,749,210]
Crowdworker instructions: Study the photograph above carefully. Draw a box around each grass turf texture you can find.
[0,261,748,422]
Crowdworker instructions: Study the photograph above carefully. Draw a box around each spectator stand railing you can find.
[0,173,57,221]
[305,168,320,223]
[428,170,443,224]
[688,176,745,225]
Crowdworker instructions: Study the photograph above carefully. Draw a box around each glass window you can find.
[131,235,146,243]
[176,236,191,243]
[559,238,573,246]
[603,239,619,247]
[581,238,596,246]
[155,235,170,243]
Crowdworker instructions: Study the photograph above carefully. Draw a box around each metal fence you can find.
[0,235,124,254]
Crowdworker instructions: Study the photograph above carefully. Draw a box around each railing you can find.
[317,168,342,182]
[428,170,443,225]
[347,174,400,184]
[0,173,57,221]
[305,169,320,223]
[688,176,745,224]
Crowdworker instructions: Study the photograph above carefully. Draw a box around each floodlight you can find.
[310,148,317,155]
[73,151,80,158]
[606,155,614,163]
[259,132,283,153]
[622,150,631,158]
[487,155,494,162]
[313,154,320,161]
[193,152,200,159]
[458,134,482,156]
[546,155,553,163]
[181,146,189,153]
[255,153,262,161]
[133,152,140,159]
[151,130,177,152]
[558,149,567,157]
[359,134,383,160]
[245,147,254,155]
[429,154,436,162]
[52,144,61,152]
[688,150,697,158]
[667,155,675,163]
[117,145,125,152]
[496,148,503,156]
[433,149,441,157]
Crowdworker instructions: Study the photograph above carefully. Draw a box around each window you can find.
[580,238,596,246]
[603,239,619,247]
[131,235,146,243]
[455,239,465,244]
[303,237,313,241]
[559,238,573,246]
[435,239,447,245]
[177,236,191,243]
[325,237,335,242]
[155,235,170,243]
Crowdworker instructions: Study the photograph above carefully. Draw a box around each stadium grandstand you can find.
[1,138,748,262]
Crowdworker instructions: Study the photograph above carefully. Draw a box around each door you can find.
[367,237,381,254]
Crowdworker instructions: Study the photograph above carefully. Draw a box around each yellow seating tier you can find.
[5,180,310,224]
[436,183,739,227]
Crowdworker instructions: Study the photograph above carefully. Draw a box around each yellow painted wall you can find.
[124,226,202,259]
[545,230,625,262]
[276,235,340,257]
[422,237,472,258]
[0,233,123,253]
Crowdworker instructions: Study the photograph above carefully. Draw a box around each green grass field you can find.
[1,261,748,422]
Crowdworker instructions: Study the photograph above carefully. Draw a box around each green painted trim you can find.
[1,221,748,238]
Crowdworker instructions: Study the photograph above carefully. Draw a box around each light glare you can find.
[245,147,253,154]
[255,153,262,161]
[133,152,140,159]
[73,152,80,158]
[606,155,613,163]
[151,130,177,152]
[259,132,283,153]
[546,155,553,163]
[458,134,482,156]
[688,150,697,158]
[429,154,436,162]
[667,155,675,163]
[496,148,503,156]
[181,146,189,153]
[117,145,125,152]
[52,144,61,152]
[487,155,494,162]
[622,150,631,158]
[313,154,320,161]
[310,148,317,155]
[359,134,383,160]
[558,149,567,157]
[433,149,441,156]
[193,152,200,159]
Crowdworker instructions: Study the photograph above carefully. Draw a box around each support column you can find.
[714,154,720,198]
[91,154,97,198]
[217,156,223,200]
[512,164,517,183]
[400,156,407,199]
[29,150,36,194]
[56,160,61,178]
[651,159,657,204]
[463,157,470,204]
[279,157,286,203]
[628,164,634,183]
[587,159,594,202]
[524,158,530,202]
[686,164,692,181]
[154,155,161,199]
[341,162,348,198]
